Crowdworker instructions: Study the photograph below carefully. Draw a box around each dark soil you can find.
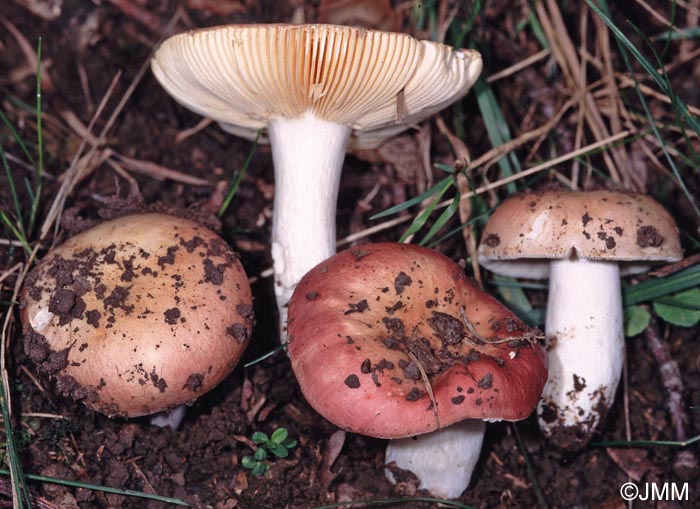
[1,1,699,508]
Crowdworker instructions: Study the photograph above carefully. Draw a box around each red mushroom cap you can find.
[287,243,547,439]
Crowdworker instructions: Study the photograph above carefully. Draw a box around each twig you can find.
[644,309,700,479]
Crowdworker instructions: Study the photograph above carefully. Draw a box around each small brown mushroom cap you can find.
[21,213,254,418]
[151,23,482,149]
[477,190,682,278]
[287,243,547,439]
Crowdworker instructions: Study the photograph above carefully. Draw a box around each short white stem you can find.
[538,257,625,449]
[149,404,187,430]
[384,420,486,499]
[268,113,351,333]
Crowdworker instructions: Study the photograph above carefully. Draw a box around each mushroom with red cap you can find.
[21,213,254,424]
[151,23,482,331]
[477,189,682,450]
[287,242,547,498]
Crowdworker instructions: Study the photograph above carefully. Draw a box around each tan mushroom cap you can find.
[287,243,547,439]
[21,214,254,418]
[151,23,482,149]
[478,190,682,278]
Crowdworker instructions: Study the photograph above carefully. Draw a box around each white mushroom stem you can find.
[384,420,486,499]
[268,112,351,331]
[537,257,625,446]
[150,405,187,430]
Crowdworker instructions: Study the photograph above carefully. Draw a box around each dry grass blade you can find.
[537,0,630,186]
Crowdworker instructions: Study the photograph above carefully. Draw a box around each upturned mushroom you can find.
[286,243,547,498]
[151,23,482,330]
[21,213,254,422]
[477,189,682,449]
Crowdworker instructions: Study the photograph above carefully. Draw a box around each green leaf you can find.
[254,448,268,461]
[653,288,700,327]
[241,456,257,469]
[624,305,651,337]
[281,438,297,449]
[251,431,269,444]
[270,427,288,444]
[251,462,268,476]
[270,445,289,458]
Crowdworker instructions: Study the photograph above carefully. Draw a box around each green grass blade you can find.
[0,468,190,506]
[592,433,700,448]
[0,145,27,241]
[217,129,261,218]
[370,175,453,220]
[0,110,35,168]
[399,178,454,242]
[622,265,700,307]
[0,211,31,255]
[418,190,460,246]
[474,77,521,195]
[0,381,33,508]
[450,0,483,48]
[653,27,700,41]
[28,37,44,235]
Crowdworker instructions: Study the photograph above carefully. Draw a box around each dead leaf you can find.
[606,447,652,481]
[320,430,346,487]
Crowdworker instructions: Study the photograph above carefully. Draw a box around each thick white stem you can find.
[268,113,351,332]
[384,420,486,499]
[538,257,625,449]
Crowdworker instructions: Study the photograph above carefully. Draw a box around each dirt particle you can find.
[385,301,404,315]
[427,311,465,346]
[636,225,664,247]
[483,233,500,247]
[344,299,369,315]
[350,249,371,261]
[573,374,587,392]
[23,330,70,374]
[405,388,423,401]
[582,212,593,226]
[157,245,179,267]
[203,258,226,285]
[477,373,493,389]
[451,395,465,405]
[401,361,421,381]
[394,271,412,294]
[360,359,372,374]
[86,309,101,328]
[183,373,204,391]
[226,323,250,342]
[344,374,361,388]
[306,291,319,300]
[164,307,181,325]
[235,304,254,324]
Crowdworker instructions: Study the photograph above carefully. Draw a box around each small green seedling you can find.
[241,427,297,476]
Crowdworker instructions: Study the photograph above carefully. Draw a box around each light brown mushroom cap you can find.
[21,213,254,418]
[151,23,482,149]
[477,190,682,278]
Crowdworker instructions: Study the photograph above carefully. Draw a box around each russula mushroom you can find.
[151,23,482,330]
[477,189,682,450]
[287,243,547,498]
[21,213,254,423]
